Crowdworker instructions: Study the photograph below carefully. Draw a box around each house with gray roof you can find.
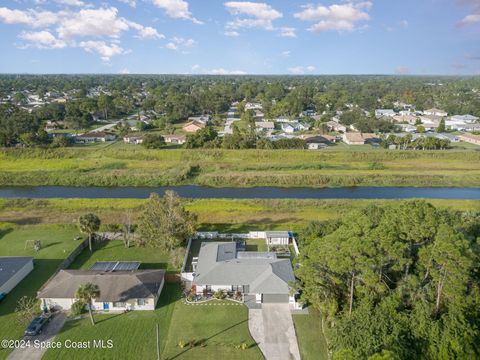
[192,242,296,305]
[0,257,34,295]
[37,269,165,311]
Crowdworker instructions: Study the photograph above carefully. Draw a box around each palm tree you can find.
[79,213,101,252]
[76,283,100,326]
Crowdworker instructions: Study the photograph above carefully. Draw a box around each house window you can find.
[113,302,126,308]
[137,299,145,306]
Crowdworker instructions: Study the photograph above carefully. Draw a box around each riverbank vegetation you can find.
[297,201,480,359]
[1,197,478,229]
[1,145,480,187]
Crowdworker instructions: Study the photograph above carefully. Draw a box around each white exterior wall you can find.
[267,237,289,245]
[0,259,34,294]
[195,285,232,294]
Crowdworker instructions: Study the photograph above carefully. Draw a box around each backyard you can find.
[293,311,329,360]
[0,224,81,360]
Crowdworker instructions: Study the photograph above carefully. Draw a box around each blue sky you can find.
[0,0,479,74]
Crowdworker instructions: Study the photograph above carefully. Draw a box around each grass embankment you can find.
[0,224,81,360]
[1,144,480,187]
[1,198,479,229]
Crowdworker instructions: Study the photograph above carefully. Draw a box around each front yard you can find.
[43,284,263,360]
[293,310,328,360]
[0,224,81,360]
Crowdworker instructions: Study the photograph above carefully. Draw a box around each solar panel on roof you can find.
[90,261,141,272]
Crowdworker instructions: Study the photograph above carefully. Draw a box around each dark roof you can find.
[77,132,114,138]
[0,257,33,288]
[38,269,165,302]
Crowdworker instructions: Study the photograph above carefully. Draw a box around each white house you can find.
[75,132,116,144]
[0,257,34,295]
[192,242,297,305]
[375,109,396,118]
[423,108,448,117]
[123,136,144,145]
[38,269,165,311]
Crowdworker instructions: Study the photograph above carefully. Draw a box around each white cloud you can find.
[53,0,86,7]
[191,65,247,75]
[279,27,296,37]
[79,40,127,62]
[225,1,282,30]
[165,42,178,50]
[118,0,137,8]
[281,50,291,57]
[395,66,411,75]
[18,30,67,48]
[151,0,202,24]
[399,19,409,28]
[136,26,164,39]
[457,13,480,26]
[288,65,316,74]
[294,2,372,33]
[224,30,240,37]
[0,7,58,28]
[119,68,131,74]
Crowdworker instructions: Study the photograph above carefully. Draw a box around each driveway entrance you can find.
[248,303,301,360]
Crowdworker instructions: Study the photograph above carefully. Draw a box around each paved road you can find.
[7,312,67,360]
[249,304,301,360]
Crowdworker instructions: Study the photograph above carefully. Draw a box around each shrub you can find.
[178,340,187,348]
[213,290,226,299]
[71,300,86,316]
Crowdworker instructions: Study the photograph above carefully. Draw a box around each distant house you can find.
[281,122,310,133]
[123,135,144,145]
[375,109,396,118]
[192,242,297,305]
[163,134,187,145]
[0,257,34,295]
[38,269,165,311]
[343,132,380,145]
[450,114,479,123]
[459,133,480,145]
[302,109,316,117]
[326,121,347,133]
[245,102,263,111]
[75,132,116,144]
[188,115,211,125]
[423,108,448,117]
[255,122,275,131]
[254,110,265,120]
[303,135,336,149]
[182,121,206,133]
[392,115,419,125]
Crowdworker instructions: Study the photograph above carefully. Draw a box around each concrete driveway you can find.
[249,304,301,360]
[7,312,67,360]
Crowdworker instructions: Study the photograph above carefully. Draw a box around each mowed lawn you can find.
[162,301,263,360]
[0,224,81,360]
[43,283,180,360]
[68,239,174,271]
[293,311,329,360]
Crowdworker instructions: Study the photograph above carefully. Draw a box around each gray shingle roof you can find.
[0,257,33,289]
[38,269,165,302]
[193,242,295,295]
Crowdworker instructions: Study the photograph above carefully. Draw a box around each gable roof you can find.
[0,257,33,289]
[193,242,295,295]
[183,121,205,129]
[38,269,165,302]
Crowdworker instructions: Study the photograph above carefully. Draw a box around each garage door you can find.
[262,294,289,303]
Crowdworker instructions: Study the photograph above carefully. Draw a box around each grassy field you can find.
[1,144,479,187]
[1,198,479,230]
[0,224,81,360]
[293,311,329,360]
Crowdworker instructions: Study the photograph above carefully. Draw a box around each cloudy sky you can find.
[0,0,479,74]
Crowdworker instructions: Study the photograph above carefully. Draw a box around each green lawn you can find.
[1,146,480,187]
[43,284,262,360]
[293,311,329,360]
[68,239,173,271]
[0,224,81,360]
[43,283,179,360]
[162,301,263,360]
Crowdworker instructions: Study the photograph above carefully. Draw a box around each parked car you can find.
[0,293,6,302]
[25,313,53,336]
